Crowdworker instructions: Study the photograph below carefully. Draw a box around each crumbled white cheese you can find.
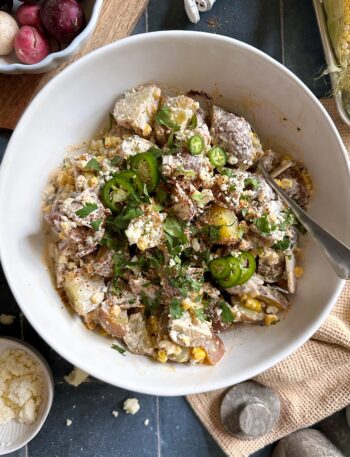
[120,135,154,159]
[144,418,150,426]
[112,410,119,418]
[0,349,43,425]
[123,398,140,415]
[66,418,72,426]
[64,367,89,387]
[0,314,16,325]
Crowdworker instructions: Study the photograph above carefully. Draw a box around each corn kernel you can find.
[264,314,279,326]
[294,266,304,278]
[156,349,168,364]
[104,136,118,149]
[243,298,262,312]
[142,123,152,137]
[147,316,158,334]
[191,347,207,363]
[181,297,192,311]
[279,178,294,190]
[87,176,99,187]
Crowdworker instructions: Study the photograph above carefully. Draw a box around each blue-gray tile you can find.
[28,384,158,457]
[159,397,227,457]
[147,0,282,61]
[282,0,331,98]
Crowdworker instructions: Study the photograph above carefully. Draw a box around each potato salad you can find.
[43,84,311,365]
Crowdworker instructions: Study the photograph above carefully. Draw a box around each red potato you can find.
[16,4,44,31]
[14,26,50,64]
[40,0,85,44]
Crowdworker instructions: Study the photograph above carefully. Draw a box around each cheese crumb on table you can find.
[0,349,43,425]
[112,410,119,418]
[66,418,72,426]
[144,418,149,426]
[0,314,15,325]
[64,367,89,387]
[123,398,140,415]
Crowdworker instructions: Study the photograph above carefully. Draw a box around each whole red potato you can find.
[14,25,50,64]
[40,0,85,44]
[16,4,43,31]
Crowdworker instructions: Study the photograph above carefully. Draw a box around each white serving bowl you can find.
[0,0,103,74]
[0,338,54,455]
[0,31,349,396]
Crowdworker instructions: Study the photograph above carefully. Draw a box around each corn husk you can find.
[323,0,350,92]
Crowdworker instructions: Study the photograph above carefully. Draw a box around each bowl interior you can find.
[0,0,98,67]
[0,32,349,396]
[0,338,53,455]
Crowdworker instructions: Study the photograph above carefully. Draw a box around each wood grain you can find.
[0,0,148,130]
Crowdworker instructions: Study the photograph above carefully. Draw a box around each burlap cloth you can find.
[187,99,350,457]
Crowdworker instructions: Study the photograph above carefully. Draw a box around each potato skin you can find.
[40,0,85,44]
[14,26,50,64]
[16,4,44,31]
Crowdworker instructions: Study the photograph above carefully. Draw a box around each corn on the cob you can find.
[324,0,350,92]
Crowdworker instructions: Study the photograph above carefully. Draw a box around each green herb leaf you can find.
[111,156,122,166]
[163,218,188,244]
[221,168,236,178]
[91,219,102,231]
[167,131,175,147]
[279,209,297,231]
[254,214,276,235]
[113,207,143,230]
[188,114,197,129]
[240,193,251,201]
[113,252,126,277]
[111,344,126,356]
[100,231,119,251]
[272,236,291,251]
[84,158,100,171]
[220,302,235,323]
[244,177,260,190]
[169,298,184,319]
[194,308,206,322]
[148,147,163,159]
[155,106,180,131]
[75,203,98,218]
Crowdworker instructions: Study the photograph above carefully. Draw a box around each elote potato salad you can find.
[43,84,311,366]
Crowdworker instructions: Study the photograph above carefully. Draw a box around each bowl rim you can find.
[0,30,349,396]
[0,0,103,73]
[0,337,54,454]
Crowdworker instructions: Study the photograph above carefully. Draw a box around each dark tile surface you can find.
[0,1,342,456]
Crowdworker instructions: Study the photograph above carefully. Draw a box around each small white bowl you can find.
[0,0,103,74]
[0,338,54,455]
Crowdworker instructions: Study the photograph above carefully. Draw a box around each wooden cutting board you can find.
[0,0,148,130]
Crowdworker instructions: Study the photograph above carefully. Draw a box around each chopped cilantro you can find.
[156,188,167,205]
[84,158,100,171]
[111,156,122,166]
[111,344,126,356]
[221,169,236,178]
[100,232,119,251]
[188,114,197,129]
[155,106,180,131]
[228,184,236,192]
[91,219,102,231]
[169,298,184,319]
[113,252,126,277]
[244,177,260,190]
[199,225,220,242]
[272,236,291,251]
[240,193,251,201]
[163,218,188,243]
[113,206,143,230]
[194,308,207,322]
[254,214,276,235]
[75,202,98,218]
[279,209,296,231]
[220,302,235,323]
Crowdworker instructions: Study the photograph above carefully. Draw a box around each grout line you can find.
[156,396,161,457]
[145,5,149,33]
[279,0,285,65]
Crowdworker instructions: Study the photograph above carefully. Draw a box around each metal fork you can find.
[259,161,350,280]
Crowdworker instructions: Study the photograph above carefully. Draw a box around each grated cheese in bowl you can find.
[0,349,43,425]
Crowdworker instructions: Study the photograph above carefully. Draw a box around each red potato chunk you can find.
[203,335,225,365]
